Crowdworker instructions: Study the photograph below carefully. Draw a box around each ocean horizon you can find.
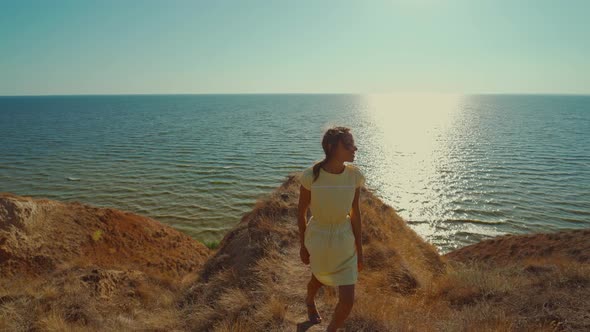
[1,93,588,254]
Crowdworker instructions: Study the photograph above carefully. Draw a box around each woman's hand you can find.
[357,252,364,272]
[300,246,310,265]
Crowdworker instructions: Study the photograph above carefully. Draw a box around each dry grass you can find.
[2,175,589,331]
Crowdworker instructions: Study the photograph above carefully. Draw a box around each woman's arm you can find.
[298,185,311,247]
[350,187,362,256]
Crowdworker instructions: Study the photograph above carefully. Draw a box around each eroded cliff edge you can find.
[1,172,588,331]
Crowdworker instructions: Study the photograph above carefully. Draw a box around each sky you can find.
[1,0,589,95]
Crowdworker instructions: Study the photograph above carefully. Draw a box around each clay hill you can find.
[1,172,589,331]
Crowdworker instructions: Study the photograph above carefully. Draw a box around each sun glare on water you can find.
[356,93,507,251]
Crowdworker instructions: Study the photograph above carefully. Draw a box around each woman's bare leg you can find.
[326,284,355,331]
[306,273,323,303]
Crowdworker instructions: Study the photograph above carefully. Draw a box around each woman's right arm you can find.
[298,185,311,247]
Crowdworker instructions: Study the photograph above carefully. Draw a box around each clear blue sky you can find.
[1,0,588,95]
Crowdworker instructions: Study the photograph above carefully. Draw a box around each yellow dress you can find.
[300,163,366,286]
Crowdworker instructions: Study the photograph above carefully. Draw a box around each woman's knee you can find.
[338,284,355,305]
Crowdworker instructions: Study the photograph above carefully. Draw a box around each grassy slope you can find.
[1,171,588,331]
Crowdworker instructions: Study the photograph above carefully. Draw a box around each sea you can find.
[1,94,588,254]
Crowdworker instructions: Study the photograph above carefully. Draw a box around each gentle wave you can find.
[1,94,589,254]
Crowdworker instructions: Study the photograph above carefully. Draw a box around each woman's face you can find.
[334,134,357,162]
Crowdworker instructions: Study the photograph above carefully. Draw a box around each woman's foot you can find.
[305,299,322,324]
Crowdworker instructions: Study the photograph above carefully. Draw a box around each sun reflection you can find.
[361,93,461,151]
[356,93,498,252]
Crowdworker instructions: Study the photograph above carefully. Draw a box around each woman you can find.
[298,126,366,332]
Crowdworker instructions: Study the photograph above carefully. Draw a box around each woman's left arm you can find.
[350,187,362,257]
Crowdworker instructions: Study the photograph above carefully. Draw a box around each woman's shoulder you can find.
[303,165,315,175]
[347,164,365,179]
[346,163,361,174]
[303,163,359,175]
[301,165,316,181]
[348,164,366,187]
